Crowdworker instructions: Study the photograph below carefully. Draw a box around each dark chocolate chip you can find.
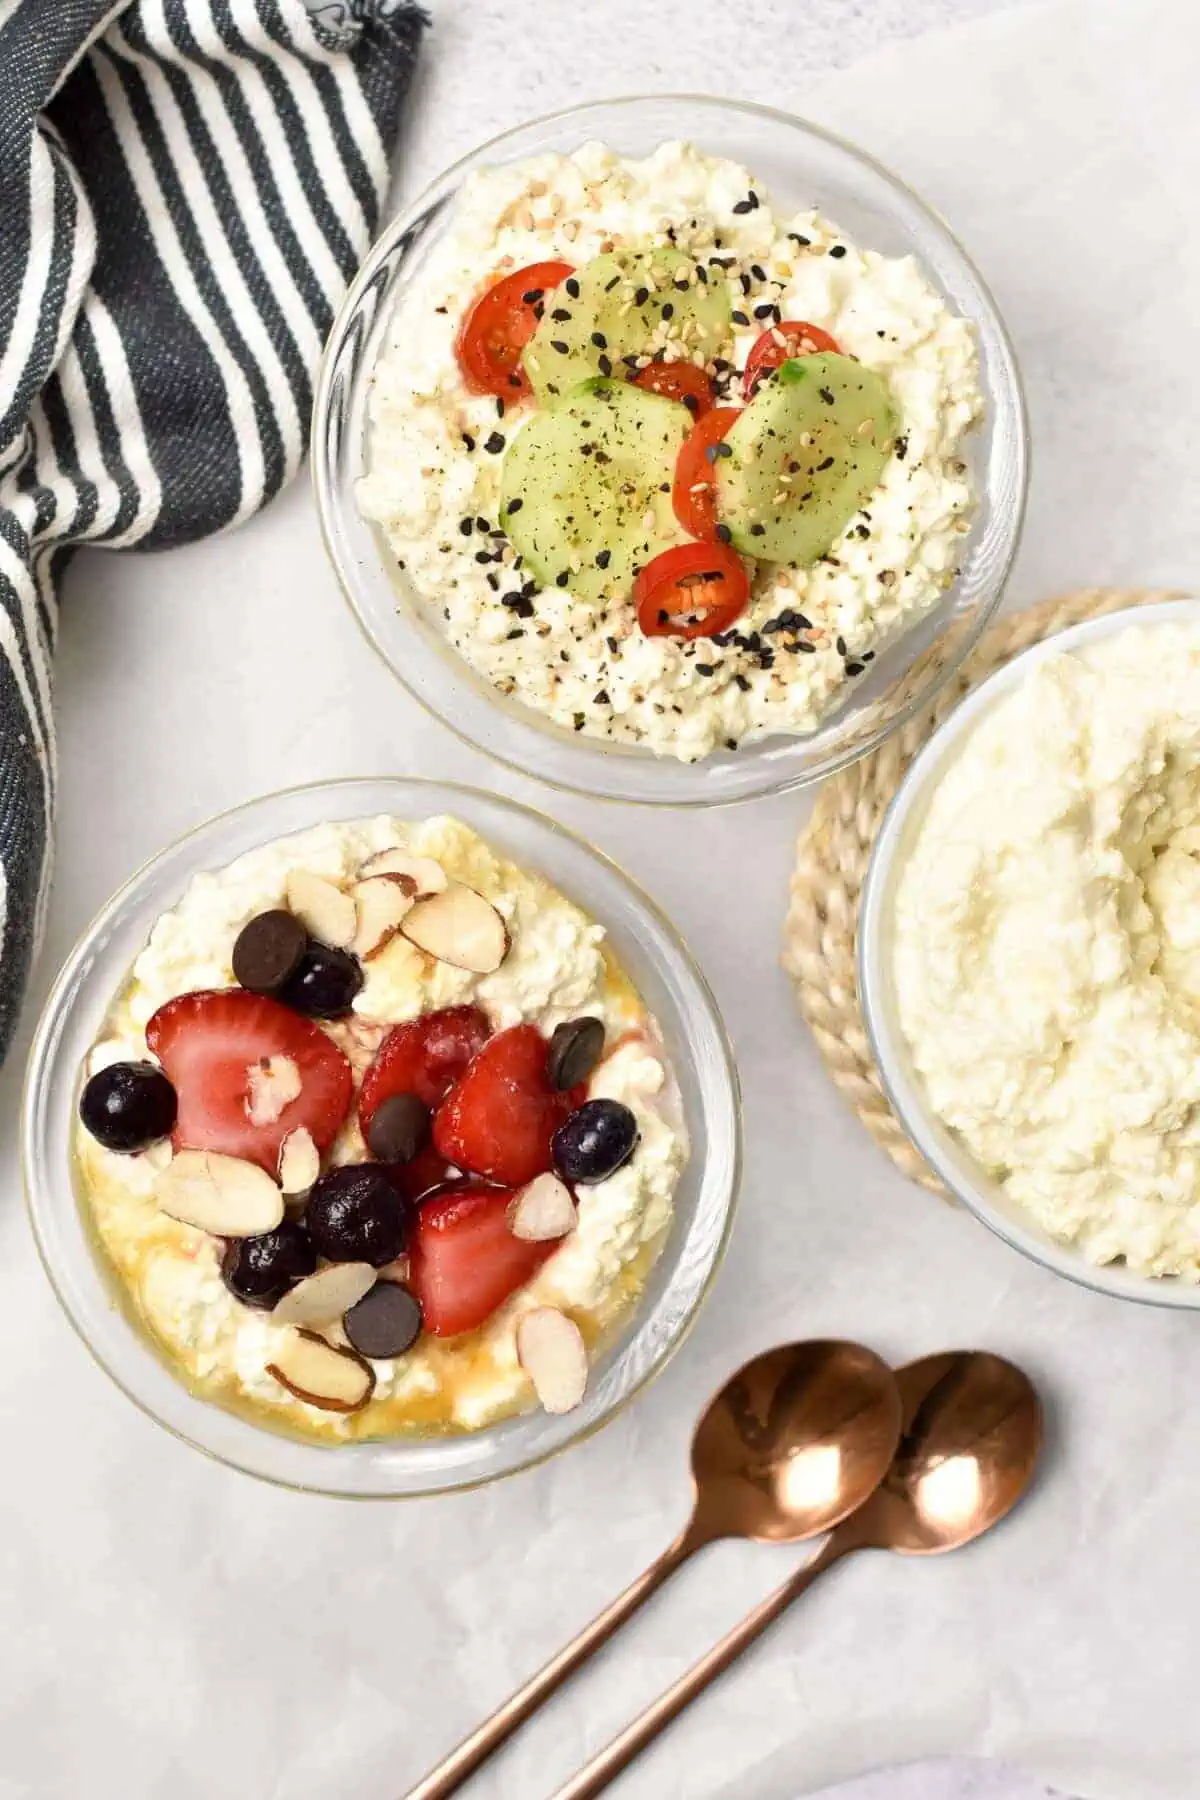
[344,1282,423,1358]
[232,909,307,995]
[366,1093,432,1165]
[547,1016,605,1093]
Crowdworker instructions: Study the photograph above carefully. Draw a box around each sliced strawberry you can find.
[433,1023,573,1188]
[409,1184,559,1337]
[145,989,353,1174]
[358,1005,492,1134]
[384,1141,461,1205]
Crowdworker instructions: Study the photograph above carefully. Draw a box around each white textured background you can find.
[5,1,1198,1797]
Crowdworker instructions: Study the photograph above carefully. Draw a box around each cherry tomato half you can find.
[635,543,750,640]
[671,406,742,541]
[742,321,841,397]
[631,360,715,418]
[455,260,575,399]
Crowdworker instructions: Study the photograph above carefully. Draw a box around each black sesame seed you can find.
[895,434,909,460]
[550,341,569,355]
[695,662,715,676]
[591,331,607,349]
[634,286,650,306]
[732,198,753,215]
[836,635,847,655]
[788,233,811,247]
[845,659,865,675]
[505,627,525,640]
[715,524,732,544]
[604,274,621,292]
[750,263,767,282]
[753,303,775,320]
[484,432,505,454]
[461,433,476,452]
[714,441,733,459]
[507,497,523,514]
[598,354,612,377]
[734,672,750,691]
[829,244,847,259]
[485,571,500,591]
[496,396,506,417]
[474,549,493,565]
[674,277,690,292]
[795,639,816,654]
[556,570,570,587]
[819,387,835,405]
[522,288,543,304]
[817,455,835,471]
[594,688,611,705]
[458,517,473,536]
[750,522,765,537]
[732,310,750,327]
[565,277,580,298]
[551,308,571,323]
[596,549,611,569]
[661,302,674,320]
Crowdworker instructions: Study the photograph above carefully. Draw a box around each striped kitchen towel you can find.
[0,0,424,1063]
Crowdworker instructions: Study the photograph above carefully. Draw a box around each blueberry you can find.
[305,1166,411,1266]
[280,943,363,1019]
[221,1222,316,1309]
[79,1061,177,1153]
[552,1099,638,1184]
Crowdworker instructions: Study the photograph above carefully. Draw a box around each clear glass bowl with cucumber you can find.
[313,96,1028,806]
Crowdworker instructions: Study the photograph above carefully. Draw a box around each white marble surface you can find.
[5,1,1199,1796]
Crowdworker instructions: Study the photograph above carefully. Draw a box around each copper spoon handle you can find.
[548,1536,849,1800]
[405,1524,703,1800]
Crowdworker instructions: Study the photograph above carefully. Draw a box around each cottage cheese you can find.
[76,815,686,1439]
[892,622,1200,1278]
[358,140,981,762]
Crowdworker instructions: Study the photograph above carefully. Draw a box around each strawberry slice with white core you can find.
[146,989,353,1174]
[409,1184,559,1337]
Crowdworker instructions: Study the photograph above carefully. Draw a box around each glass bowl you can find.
[21,777,742,1495]
[858,598,1200,1310]
[313,93,1028,807]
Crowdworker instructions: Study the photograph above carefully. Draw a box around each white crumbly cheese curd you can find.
[76,815,686,1439]
[358,140,980,762]
[892,622,1200,1278]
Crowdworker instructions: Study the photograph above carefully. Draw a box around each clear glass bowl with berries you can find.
[22,778,740,1497]
[313,94,1027,805]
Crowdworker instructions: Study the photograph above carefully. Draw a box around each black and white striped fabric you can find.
[0,0,424,1063]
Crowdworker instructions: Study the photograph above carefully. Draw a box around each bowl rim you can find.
[858,595,1200,1310]
[311,91,1030,809]
[20,774,744,1496]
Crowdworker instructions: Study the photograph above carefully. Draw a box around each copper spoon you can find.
[551,1349,1043,1800]
[405,1341,903,1800]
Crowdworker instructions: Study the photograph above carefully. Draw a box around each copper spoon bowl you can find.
[553,1349,1043,1800]
[405,1340,903,1799]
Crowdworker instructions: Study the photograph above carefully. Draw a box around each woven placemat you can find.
[782,586,1183,1195]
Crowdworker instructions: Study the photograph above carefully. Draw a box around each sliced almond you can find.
[516,1308,588,1415]
[284,869,357,950]
[272,1262,377,1327]
[156,1150,283,1237]
[278,1127,320,1195]
[509,1173,577,1242]
[266,1330,375,1413]
[359,848,447,897]
[350,874,416,960]
[245,1054,302,1127]
[401,882,509,975]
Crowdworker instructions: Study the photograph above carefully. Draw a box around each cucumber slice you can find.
[716,353,898,565]
[499,378,691,603]
[523,247,731,403]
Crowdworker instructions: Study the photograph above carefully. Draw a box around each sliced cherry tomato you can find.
[455,260,575,399]
[635,543,750,641]
[631,361,715,418]
[742,321,841,397]
[671,405,742,541]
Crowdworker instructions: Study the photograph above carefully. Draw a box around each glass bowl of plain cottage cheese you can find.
[859,599,1200,1309]
[313,95,1028,806]
[21,778,741,1496]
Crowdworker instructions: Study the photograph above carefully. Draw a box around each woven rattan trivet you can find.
[782,586,1183,1195]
